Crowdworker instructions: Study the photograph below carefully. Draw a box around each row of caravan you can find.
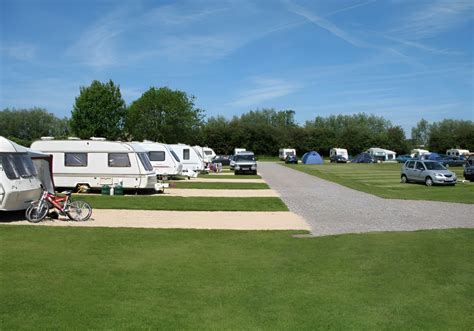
[0,136,216,211]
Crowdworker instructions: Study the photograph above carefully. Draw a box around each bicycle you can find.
[26,187,92,223]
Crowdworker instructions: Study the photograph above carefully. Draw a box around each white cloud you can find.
[0,43,37,61]
[228,77,300,108]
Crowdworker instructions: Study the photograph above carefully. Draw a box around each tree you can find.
[428,119,474,152]
[411,119,430,147]
[70,80,126,140]
[126,87,204,144]
[0,108,69,146]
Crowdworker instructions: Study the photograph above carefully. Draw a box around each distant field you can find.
[78,195,287,211]
[1,226,472,329]
[199,174,262,179]
[171,182,269,190]
[285,162,473,204]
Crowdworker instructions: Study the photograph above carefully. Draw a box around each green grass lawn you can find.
[199,174,262,179]
[171,182,270,190]
[1,226,472,329]
[285,163,474,204]
[77,195,287,211]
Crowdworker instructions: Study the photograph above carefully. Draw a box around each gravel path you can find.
[258,162,474,236]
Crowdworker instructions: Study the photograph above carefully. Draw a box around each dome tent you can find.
[302,151,323,164]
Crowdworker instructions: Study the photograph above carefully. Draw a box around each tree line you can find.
[1,79,472,156]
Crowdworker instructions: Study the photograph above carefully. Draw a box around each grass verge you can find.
[199,174,262,179]
[285,163,473,204]
[171,182,269,189]
[0,226,472,329]
[77,195,287,211]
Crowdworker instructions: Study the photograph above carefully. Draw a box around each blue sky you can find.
[1,0,473,135]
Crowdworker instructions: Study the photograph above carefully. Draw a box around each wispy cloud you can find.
[0,43,37,61]
[392,0,474,39]
[283,0,365,47]
[228,77,300,108]
[143,5,228,26]
[326,0,377,17]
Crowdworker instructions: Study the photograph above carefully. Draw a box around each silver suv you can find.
[401,160,457,186]
[234,152,257,175]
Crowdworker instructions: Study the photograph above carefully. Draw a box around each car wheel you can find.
[425,177,433,187]
[401,175,408,183]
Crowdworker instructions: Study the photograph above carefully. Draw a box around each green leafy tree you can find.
[411,119,431,147]
[70,80,126,140]
[0,108,69,146]
[126,87,204,143]
[429,119,474,152]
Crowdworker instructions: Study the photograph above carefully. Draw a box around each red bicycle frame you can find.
[39,190,71,214]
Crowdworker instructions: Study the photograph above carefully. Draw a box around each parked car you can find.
[212,155,231,166]
[396,154,412,163]
[443,155,466,167]
[285,155,298,164]
[401,160,457,186]
[229,155,236,170]
[330,154,348,163]
[234,152,257,175]
[463,154,474,181]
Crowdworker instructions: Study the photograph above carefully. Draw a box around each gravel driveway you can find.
[258,162,474,236]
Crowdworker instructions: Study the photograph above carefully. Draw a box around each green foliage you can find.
[0,108,69,146]
[1,226,473,329]
[428,119,474,152]
[411,118,431,147]
[126,87,204,144]
[70,80,126,140]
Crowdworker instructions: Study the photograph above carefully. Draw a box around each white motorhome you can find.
[366,147,397,162]
[138,141,183,179]
[279,148,296,161]
[193,145,216,164]
[169,144,204,178]
[410,149,430,158]
[0,136,52,211]
[31,138,159,191]
[329,148,348,161]
[446,149,470,157]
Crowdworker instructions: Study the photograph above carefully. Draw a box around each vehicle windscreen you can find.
[235,154,255,161]
[424,162,446,170]
[170,150,180,162]
[138,153,154,171]
[0,153,37,179]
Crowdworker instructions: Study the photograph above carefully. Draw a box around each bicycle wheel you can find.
[66,200,92,221]
[26,201,49,223]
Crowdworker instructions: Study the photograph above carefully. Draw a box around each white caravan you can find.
[234,148,246,155]
[169,144,204,178]
[193,146,216,164]
[446,149,470,157]
[279,148,296,160]
[410,149,430,158]
[329,148,348,160]
[366,147,397,162]
[0,136,52,211]
[138,141,183,179]
[31,138,159,191]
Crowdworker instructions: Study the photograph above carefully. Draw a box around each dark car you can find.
[212,155,231,166]
[396,154,412,163]
[463,154,474,181]
[351,153,375,163]
[285,155,298,164]
[330,154,348,163]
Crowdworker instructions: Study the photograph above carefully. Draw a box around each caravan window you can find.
[170,150,180,162]
[204,151,213,156]
[108,153,131,167]
[65,153,87,167]
[138,153,153,171]
[149,151,165,162]
[183,149,190,160]
[0,154,37,179]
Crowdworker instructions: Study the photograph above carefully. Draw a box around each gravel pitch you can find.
[258,162,474,236]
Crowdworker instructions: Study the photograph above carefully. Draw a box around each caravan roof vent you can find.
[40,136,55,140]
[68,137,80,140]
[90,137,106,141]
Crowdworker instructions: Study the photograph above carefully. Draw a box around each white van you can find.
[329,148,348,162]
[446,149,470,157]
[169,144,204,178]
[279,148,296,161]
[234,148,246,155]
[0,137,43,211]
[31,138,159,191]
[138,141,183,179]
